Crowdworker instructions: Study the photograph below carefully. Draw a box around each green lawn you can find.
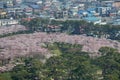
[51,49,62,56]
[0,72,12,80]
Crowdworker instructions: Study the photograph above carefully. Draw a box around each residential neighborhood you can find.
[0,0,120,26]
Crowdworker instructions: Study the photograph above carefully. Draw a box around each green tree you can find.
[94,47,120,80]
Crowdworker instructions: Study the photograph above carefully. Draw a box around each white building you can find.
[0,19,19,26]
[14,0,23,4]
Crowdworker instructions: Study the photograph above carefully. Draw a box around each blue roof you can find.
[87,8,95,11]
[78,10,87,14]
[29,4,40,9]
[87,8,96,13]
[83,17,100,22]
[87,13,93,17]
[0,2,4,8]
[0,6,4,8]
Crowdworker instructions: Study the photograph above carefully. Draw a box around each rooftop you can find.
[83,17,100,22]
[29,4,40,9]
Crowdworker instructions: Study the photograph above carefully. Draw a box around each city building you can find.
[0,19,18,26]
